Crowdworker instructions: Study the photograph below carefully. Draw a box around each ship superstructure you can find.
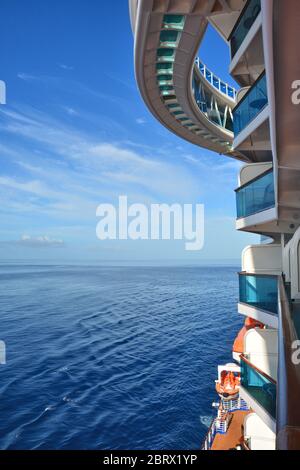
[130,0,300,450]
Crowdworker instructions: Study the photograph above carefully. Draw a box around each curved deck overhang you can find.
[130,0,248,161]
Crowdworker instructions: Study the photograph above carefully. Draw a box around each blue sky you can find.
[0,0,257,263]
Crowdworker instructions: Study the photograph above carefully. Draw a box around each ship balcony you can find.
[240,355,276,432]
[243,412,276,450]
[229,0,264,87]
[235,165,276,230]
[238,241,282,328]
[233,72,269,156]
[229,0,261,61]
[239,273,280,328]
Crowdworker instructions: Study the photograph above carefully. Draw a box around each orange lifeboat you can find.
[233,317,264,356]
[215,370,240,400]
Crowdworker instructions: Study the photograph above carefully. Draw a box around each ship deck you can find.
[211,410,250,451]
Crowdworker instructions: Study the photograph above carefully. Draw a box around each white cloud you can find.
[58,64,74,71]
[20,234,64,246]
[0,235,65,248]
[62,106,78,116]
[136,118,146,125]
[0,106,200,202]
[17,73,38,81]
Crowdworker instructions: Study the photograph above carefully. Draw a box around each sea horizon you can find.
[0,259,241,268]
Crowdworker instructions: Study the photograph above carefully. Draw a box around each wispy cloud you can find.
[20,234,64,247]
[1,234,64,248]
[0,104,203,247]
[62,106,78,116]
[58,64,74,71]
[17,72,38,81]
[136,118,146,125]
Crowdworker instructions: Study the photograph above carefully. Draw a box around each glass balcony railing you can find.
[233,72,268,135]
[159,30,180,47]
[239,273,278,315]
[236,169,275,218]
[162,14,185,31]
[157,48,175,63]
[241,355,276,419]
[229,0,261,59]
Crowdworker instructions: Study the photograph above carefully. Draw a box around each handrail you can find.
[240,438,251,451]
[192,59,235,133]
[239,271,278,279]
[195,58,237,100]
[240,354,277,385]
[235,168,273,193]
[201,418,216,450]
[277,276,300,450]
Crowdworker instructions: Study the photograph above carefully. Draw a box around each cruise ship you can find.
[129,0,300,450]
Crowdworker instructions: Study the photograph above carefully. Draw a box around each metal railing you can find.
[201,397,248,450]
[222,396,249,413]
[195,58,237,100]
[192,64,235,133]
[201,418,217,450]
[277,276,300,449]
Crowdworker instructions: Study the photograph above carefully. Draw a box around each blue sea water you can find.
[0,264,242,450]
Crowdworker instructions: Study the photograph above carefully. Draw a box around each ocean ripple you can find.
[0,265,241,450]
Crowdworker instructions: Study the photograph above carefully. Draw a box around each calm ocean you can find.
[0,264,242,450]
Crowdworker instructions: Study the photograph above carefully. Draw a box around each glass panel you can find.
[205,70,212,82]
[221,82,227,94]
[239,274,278,315]
[241,357,276,418]
[157,74,173,82]
[163,15,185,29]
[236,170,275,218]
[160,30,179,43]
[228,87,235,99]
[167,103,179,109]
[230,0,261,58]
[213,76,220,89]
[163,95,176,102]
[156,63,173,71]
[233,72,268,135]
[159,85,173,91]
[163,15,184,25]
[157,48,175,57]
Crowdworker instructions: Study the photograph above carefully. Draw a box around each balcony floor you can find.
[211,411,250,451]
